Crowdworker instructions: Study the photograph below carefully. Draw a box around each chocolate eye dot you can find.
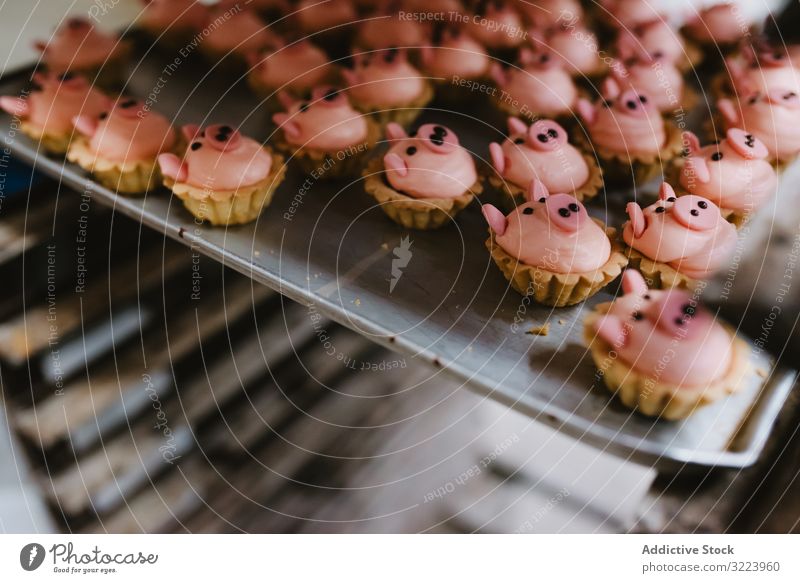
[655,206,665,213]
[644,294,651,300]
[632,311,644,321]
[537,133,548,143]
[514,138,525,145]
[690,209,700,216]
[522,207,534,215]
[538,197,546,203]
[406,146,417,155]
[667,197,676,202]
[299,102,310,112]
[558,208,570,218]
[323,89,339,101]
[99,112,108,120]
[120,99,137,108]
[638,95,648,103]
[674,317,686,326]
[711,151,723,161]
[698,200,708,209]
[626,100,637,110]
[568,202,579,212]
[191,142,202,150]
[682,303,695,315]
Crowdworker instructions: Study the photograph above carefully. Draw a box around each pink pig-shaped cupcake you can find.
[420,24,490,85]
[683,2,750,49]
[466,0,526,50]
[490,48,578,119]
[272,86,378,178]
[158,124,285,225]
[0,71,110,154]
[67,97,176,194]
[246,39,335,101]
[488,117,602,204]
[584,269,749,419]
[341,48,433,126]
[623,182,737,286]
[717,88,800,162]
[679,129,777,218]
[617,20,697,72]
[482,180,627,306]
[529,22,604,78]
[611,53,688,113]
[723,44,800,98]
[363,123,482,230]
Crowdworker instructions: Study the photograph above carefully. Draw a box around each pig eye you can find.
[674,317,687,326]
[655,206,665,213]
[191,142,202,150]
[514,138,525,144]
[667,196,676,202]
[299,102,310,112]
[120,98,137,109]
[653,51,663,59]
[682,303,695,316]
[58,71,76,81]
[522,208,534,215]
[625,99,638,110]
[697,200,708,209]
[644,294,651,300]
[99,111,108,120]
[711,151,723,161]
[538,197,546,203]
[748,95,759,105]
[539,54,550,64]
[383,48,399,63]
[784,91,797,100]
[406,146,417,155]
[323,88,339,101]
[638,95,648,103]
[632,311,644,321]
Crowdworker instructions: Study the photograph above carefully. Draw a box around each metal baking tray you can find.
[0,45,795,470]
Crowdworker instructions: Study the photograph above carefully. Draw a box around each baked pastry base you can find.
[623,245,702,291]
[583,307,751,419]
[362,157,480,230]
[164,150,286,226]
[20,122,72,155]
[351,81,434,128]
[486,223,628,307]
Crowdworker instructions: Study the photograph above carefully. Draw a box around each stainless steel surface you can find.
[0,48,795,470]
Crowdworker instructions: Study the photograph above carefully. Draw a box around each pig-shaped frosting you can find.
[599,0,663,29]
[520,0,583,29]
[489,117,590,194]
[383,123,477,199]
[683,3,747,45]
[202,8,277,56]
[467,0,525,49]
[482,180,611,273]
[717,88,800,161]
[72,98,175,162]
[272,87,368,151]
[616,20,686,68]
[529,23,602,76]
[139,0,208,35]
[294,0,357,33]
[725,45,800,97]
[592,269,734,387]
[34,18,122,73]
[158,124,272,194]
[342,48,427,109]
[0,71,110,135]
[490,48,578,117]
[247,39,333,93]
[357,10,427,50]
[421,25,490,80]
[576,77,666,155]
[680,129,776,212]
[623,182,737,279]
[612,54,685,113]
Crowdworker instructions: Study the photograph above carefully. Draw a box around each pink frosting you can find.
[483,180,611,273]
[383,123,477,199]
[489,117,590,193]
[616,20,686,67]
[421,27,489,79]
[592,270,734,388]
[718,89,800,160]
[72,98,176,162]
[490,50,578,117]
[139,0,208,34]
[680,129,776,212]
[248,40,333,92]
[613,56,684,112]
[295,0,357,32]
[342,49,427,108]
[532,25,601,76]
[468,2,525,49]
[576,78,666,155]
[725,49,800,97]
[272,87,369,151]
[158,124,272,191]
[357,14,427,49]
[0,72,109,135]
[36,18,122,72]
[203,9,277,56]
[684,3,745,44]
[600,0,663,29]
[623,183,737,279]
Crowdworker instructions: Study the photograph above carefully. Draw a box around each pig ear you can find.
[277,91,295,110]
[72,114,97,136]
[683,131,701,155]
[658,182,677,201]
[601,76,621,100]
[526,178,549,202]
[507,117,527,135]
[0,96,29,117]
[482,204,507,236]
[272,113,300,139]
[489,63,507,86]
[576,98,596,125]
[594,314,626,347]
[626,202,646,238]
[385,122,407,141]
[621,269,648,295]
[181,124,201,142]
[717,98,739,126]
[489,142,505,174]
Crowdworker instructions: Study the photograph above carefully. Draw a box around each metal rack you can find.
[1,43,795,471]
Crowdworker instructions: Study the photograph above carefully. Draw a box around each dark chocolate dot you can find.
[626,100,637,110]
[655,206,665,213]
[432,125,447,135]
[537,133,548,143]
[674,317,686,326]
[538,197,546,203]
[323,88,339,101]
[644,294,651,300]
[299,102,310,112]
[406,146,417,155]
[215,133,227,141]
[191,142,202,150]
[514,138,525,145]
[430,135,444,146]
[522,207,534,215]
[120,99,137,108]
[682,303,695,315]
[698,200,708,209]
[711,151,723,161]
[547,129,558,138]
[558,208,570,217]
[638,95,648,103]
[667,197,676,202]
[632,311,644,321]
[58,72,76,81]
[568,203,579,212]
[690,209,700,216]
[218,125,233,134]
[99,112,108,120]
